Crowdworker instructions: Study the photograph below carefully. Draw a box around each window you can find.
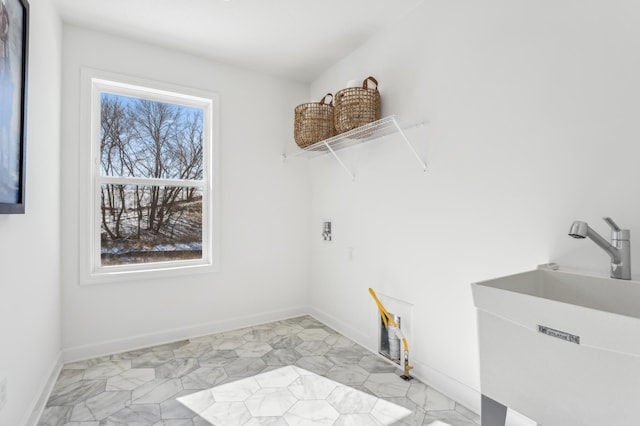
[81,69,219,283]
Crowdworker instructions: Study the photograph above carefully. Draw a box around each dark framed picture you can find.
[0,0,28,214]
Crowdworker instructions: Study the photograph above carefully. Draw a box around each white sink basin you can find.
[475,267,640,319]
[472,266,640,426]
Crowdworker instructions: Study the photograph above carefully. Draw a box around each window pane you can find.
[100,184,203,266]
[100,93,204,180]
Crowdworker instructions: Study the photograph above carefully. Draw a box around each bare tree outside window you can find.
[99,93,205,266]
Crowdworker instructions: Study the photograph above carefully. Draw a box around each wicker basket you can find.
[334,76,381,135]
[294,94,335,149]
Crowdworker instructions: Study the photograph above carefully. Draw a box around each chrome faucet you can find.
[568,217,631,280]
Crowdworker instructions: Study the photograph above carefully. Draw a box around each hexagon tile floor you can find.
[178,365,413,425]
[38,316,480,426]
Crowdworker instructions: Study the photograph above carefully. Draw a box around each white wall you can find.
[309,0,640,412]
[60,26,311,359]
[0,0,62,424]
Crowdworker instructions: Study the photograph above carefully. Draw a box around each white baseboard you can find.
[409,359,536,425]
[307,307,371,350]
[309,306,482,417]
[506,409,538,426]
[62,306,308,363]
[23,353,63,426]
[410,358,480,414]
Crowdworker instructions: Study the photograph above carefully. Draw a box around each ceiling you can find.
[53,0,425,83]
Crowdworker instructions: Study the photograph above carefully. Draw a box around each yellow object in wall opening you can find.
[368,288,414,381]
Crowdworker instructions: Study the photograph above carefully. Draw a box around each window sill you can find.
[81,259,220,286]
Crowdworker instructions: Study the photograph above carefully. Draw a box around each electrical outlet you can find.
[0,376,6,411]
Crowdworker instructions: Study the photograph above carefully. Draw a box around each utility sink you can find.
[475,266,640,318]
[472,265,640,426]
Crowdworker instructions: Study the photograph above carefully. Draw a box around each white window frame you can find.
[79,68,220,284]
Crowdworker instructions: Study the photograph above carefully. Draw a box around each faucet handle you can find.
[604,217,630,241]
[603,217,622,231]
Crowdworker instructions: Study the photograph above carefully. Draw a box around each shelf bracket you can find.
[324,140,355,181]
[392,119,427,172]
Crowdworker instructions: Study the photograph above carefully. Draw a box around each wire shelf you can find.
[290,116,401,158]
[284,115,426,180]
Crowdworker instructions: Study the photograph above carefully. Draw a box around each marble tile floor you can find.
[178,365,413,425]
[38,315,480,426]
